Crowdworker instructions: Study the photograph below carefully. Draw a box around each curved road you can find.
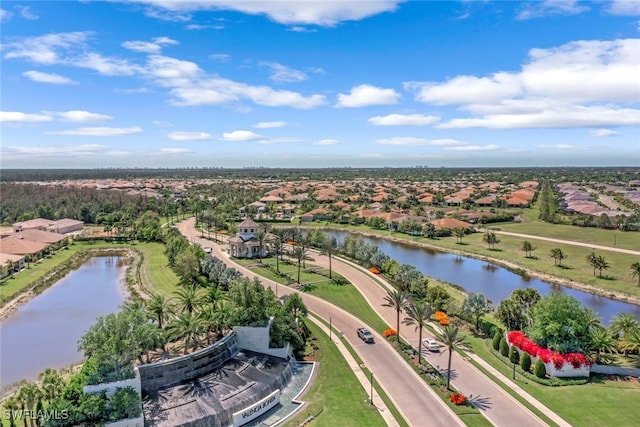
[178,218,465,427]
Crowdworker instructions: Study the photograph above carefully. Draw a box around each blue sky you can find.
[1,0,639,169]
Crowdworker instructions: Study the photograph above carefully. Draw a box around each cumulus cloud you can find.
[2,144,106,156]
[375,137,467,146]
[122,36,179,53]
[121,0,403,26]
[254,121,287,129]
[260,61,308,83]
[22,70,77,84]
[45,110,113,122]
[2,31,91,65]
[606,0,640,16]
[539,144,588,150]
[51,127,143,136]
[314,139,339,145]
[517,0,589,20]
[444,144,499,151]
[158,148,190,154]
[408,38,640,129]
[16,5,39,20]
[0,111,52,123]
[368,113,440,126]
[590,128,619,137]
[336,84,400,108]
[221,130,263,141]
[167,131,213,141]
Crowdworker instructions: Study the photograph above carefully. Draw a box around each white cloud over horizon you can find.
[50,127,143,136]
[368,113,440,126]
[167,131,213,141]
[336,84,400,108]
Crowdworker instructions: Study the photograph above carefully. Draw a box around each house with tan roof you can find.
[227,218,278,259]
[430,218,473,230]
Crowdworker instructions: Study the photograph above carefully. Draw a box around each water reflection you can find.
[324,230,640,324]
[0,256,128,387]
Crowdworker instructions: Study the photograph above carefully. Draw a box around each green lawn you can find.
[282,321,387,427]
[465,335,640,426]
[135,242,181,296]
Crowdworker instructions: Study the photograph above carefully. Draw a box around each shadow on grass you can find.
[556,264,573,270]
[467,394,492,411]
[598,275,616,281]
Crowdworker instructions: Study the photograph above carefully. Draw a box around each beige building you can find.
[227,218,278,259]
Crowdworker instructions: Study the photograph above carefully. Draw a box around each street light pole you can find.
[370,371,374,406]
[329,317,332,341]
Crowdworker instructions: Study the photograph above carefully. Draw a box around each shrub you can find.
[520,352,532,372]
[534,359,547,378]
[383,328,397,338]
[509,346,520,364]
[500,337,509,357]
[450,393,467,405]
[492,329,503,351]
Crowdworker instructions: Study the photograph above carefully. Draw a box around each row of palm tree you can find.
[4,368,65,427]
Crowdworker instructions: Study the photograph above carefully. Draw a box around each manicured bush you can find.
[520,351,532,372]
[534,359,547,378]
[500,337,509,357]
[492,329,503,351]
[509,345,520,364]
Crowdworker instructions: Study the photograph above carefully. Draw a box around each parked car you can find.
[423,338,440,352]
[357,327,375,343]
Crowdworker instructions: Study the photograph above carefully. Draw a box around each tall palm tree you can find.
[293,246,308,284]
[402,299,434,365]
[203,284,224,312]
[383,288,407,338]
[199,306,218,345]
[4,396,19,427]
[435,325,466,390]
[272,237,283,273]
[483,232,500,250]
[17,382,40,427]
[174,286,202,315]
[631,262,640,287]
[168,312,202,355]
[39,368,64,402]
[454,227,465,244]
[147,294,172,330]
[620,326,640,355]
[521,240,536,258]
[609,313,639,339]
[549,248,567,266]
[320,235,338,279]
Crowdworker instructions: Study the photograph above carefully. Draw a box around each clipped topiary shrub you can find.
[500,337,509,357]
[520,352,532,372]
[492,329,503,351]
[509,346,520,364]
[534,359,547,378]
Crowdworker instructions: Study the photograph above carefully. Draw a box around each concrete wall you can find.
[138,333,238,392]
[83,369,141,397]
[591,364,640,377]
[234,319,292,359]
[105,416,144,427]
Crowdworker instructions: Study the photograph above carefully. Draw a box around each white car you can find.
[423,338,440,352]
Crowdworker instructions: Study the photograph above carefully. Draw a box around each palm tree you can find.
[483,232,500,250]
[203,284,224,312]
[549,248,567,266]
[609,313,639,339]
[174,286,202,315]
[199,306,217,345]
[4,396,19,427]
[320,235,338,279]
[620,326,640,355]
[39,368,64,402]
[436,325,466,390]
[293,246,308,284]
[168,312,202,355]
[402,299,434,365]
[383,288,408,338]
[587,251,599,276]
[147,294,172,330]
[588,326,616,363]
[272,237,283,273]
[630,262,640,287]
[521,240,536,258]
[256,226,267,263]
[17,382,40,427]
[454,227,465,244]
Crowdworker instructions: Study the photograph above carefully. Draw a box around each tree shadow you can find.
[467,394,492,411]
[302,284,317,292]
[598,275,616,281]
[526,256,539,260]
[556,265,573,270]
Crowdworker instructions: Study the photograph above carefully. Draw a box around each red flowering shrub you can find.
[506,331,590,371]
[383,328,397,338]
[450,393,467,405]
[369,266,381,274]
[439,318,450,326]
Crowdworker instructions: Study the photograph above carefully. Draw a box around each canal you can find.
[0,256,129,387]
[324,230,640,324]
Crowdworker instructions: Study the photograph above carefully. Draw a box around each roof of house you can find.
[0,253,25,264]
[238,218,260,229]
[0,237,47,255]
[14,229,68,244]
[13,218,53,229]
[430,218,472,229]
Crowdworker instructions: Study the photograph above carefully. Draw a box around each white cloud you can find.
[375,137,467,146]
[75,52,144,76]
[606,0,640,16]
[256,137,303,144]
[314,139,339,145]
[210,53,230,62]
[288,26,318,33]
[1,8,12,22]
[0,111,52,123]
[539,144,587,150]
[16,5,39,20]
[3,31,91,65]
[260,61,308,83]
[517,0,589,20]
[368,113,440,126]
[122,36,178,53]
[51,127,143,136]
[444,144,499,151]
[187,24,222,30]
[590,128,619,137]
[412,38,640,129]
[168,131,213,141]
[221,130,263,141]
[254,121,287,129]
[22,70,77,84]
[45,110,113,122]
[158,148,190,154]
[124,0,403,26]
[2,144,106,156]
[116,87,150,94]
[336,84,400,108]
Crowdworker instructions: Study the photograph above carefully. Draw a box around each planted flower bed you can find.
[507,331,590,378]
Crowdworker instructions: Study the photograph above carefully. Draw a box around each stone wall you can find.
[591,364,640,377]
[235,319,292,359]
[138,333,239,392]
[83,369,141,397]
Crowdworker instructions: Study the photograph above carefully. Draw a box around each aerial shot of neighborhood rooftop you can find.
[1,0,639,426]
